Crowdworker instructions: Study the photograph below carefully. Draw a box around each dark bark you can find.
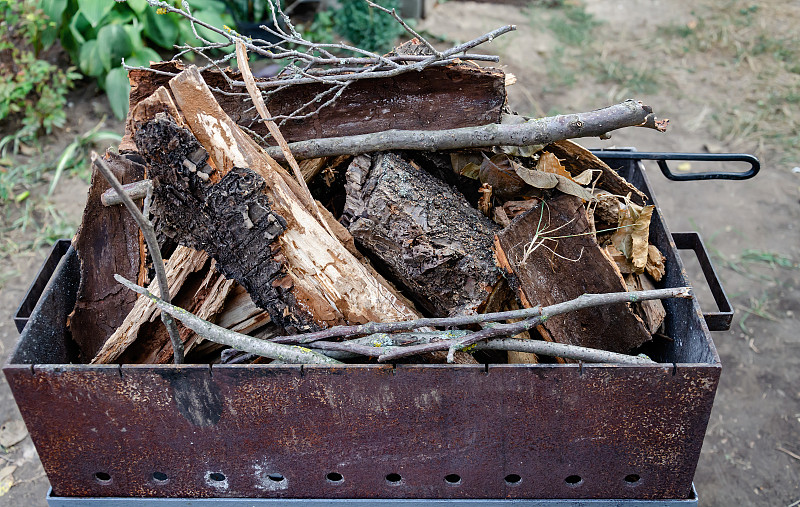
[342,152,502,317]
[134,117,318,334]
[493,194,651,353]
[69,152,145,361]
[127,61,505,145]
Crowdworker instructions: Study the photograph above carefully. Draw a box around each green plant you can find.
[332,0,406,54]
[0,0,80,144]
[44,0,234,120]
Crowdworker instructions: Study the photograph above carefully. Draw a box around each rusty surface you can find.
[4,363,717,499]
[3,158,721,500]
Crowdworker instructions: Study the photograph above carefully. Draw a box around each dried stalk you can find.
[263,100,666,160]
[376,287,692,362]
[93,153,185,364]
[114,275,342,365]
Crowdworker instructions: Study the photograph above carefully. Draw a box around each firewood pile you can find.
[67,21,687,367]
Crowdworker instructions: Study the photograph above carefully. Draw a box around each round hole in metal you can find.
[624,474,641,485]
[505,474,522,485]
[268,473,285,482]
[209,472,226,482]
[152,472,168,483]
[326,472,344,484]
[444,474,462,485]
[385,473,402,485]
[94,472,111,484]
[565,475,583,487]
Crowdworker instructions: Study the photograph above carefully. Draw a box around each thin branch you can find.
[376,287,692,362]
[268,286,690,348]
[93,153,185,364]
[114,275,343,365]
[476,338,655,364]
[235,41,335,237]
[263,100,667,160]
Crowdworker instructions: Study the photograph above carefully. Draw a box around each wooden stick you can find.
[93,154,185,364]
[376,287,692,362]
[263,100,666,161]
[235,41,334,237]
[115,275,342,365]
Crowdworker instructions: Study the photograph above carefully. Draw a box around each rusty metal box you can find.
[3,156,721,501]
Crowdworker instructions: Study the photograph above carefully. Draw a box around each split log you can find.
[127,61,506,145]
[136,66,421,332]
[342,152,502,317]
[91,246,209,364]
[494,194,651,353]
[69,152,145,362]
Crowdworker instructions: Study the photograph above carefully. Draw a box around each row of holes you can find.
[94,471,642,487]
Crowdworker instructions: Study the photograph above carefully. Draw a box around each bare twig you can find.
[93,153,185,364]
[114,275,343,365]
[235,41,335,237]
[101,179,152,206]
[376,287,692,362]
[263,100,666,160]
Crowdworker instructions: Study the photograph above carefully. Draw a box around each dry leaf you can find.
[554,174,595,202]
[0,465,15,497]
[499,144,544,157]
[645,244,666,282]
[513,163,558,189]
[450,152,483,179]
[572,169,594,185]
[537,151,572,178]
[610,203,654,272]
[478,183,493,217]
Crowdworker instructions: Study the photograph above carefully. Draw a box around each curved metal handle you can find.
[672,232,733,331]
[591,151,760,181]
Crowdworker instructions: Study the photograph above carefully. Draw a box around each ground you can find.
[1,0,798,505]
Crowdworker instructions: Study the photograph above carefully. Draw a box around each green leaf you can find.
[77,0,115,27]
[143,7,179,49]
[97,24,133,71]
[40,0,69,48]
[78,39,107,77]
[105,67,131,120]
[126,0,149,14]
[124,20,145,52]
[126,47,162,67]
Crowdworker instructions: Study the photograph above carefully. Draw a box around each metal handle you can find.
[591,151,760,181]
[672,232,733,331]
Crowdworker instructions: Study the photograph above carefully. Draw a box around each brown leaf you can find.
[478,183,493,217]
[645,244,666,282]
[572,169,594,185]
[513,162,558,189]
[537,151,572,178]
[554,174,595,202]
[610,203,654,272]
[606,245,635,274]
[450,152,483,179]
[630,205,654,270]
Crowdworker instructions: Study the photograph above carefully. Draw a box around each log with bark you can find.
[493,194,652,353]
[134,66,423,335]
[342,152,503,317]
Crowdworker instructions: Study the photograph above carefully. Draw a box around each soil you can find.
[1,1,798,505]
